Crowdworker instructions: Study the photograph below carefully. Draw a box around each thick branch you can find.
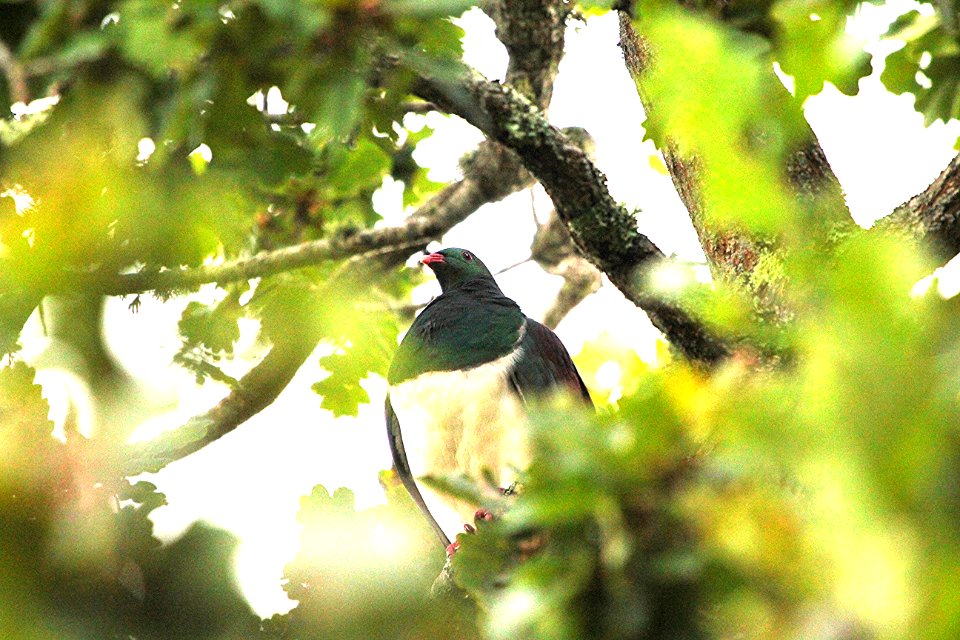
[488,0,602,330]
[414,68,730,364]
[875,153,960,262]
[487,0,569,108]
[617,12,852,327]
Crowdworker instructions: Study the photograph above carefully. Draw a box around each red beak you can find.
[420,252,445,266]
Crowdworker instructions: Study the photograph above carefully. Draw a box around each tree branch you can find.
[874,153,960,262]
[489,0,603,329]
[617,13,853,329]
[72,143,529,297]
[119,145,533,475]
[487,0,569,109]
[116,0,569,472]
[0,37,29,105]
[413,66,730,364]
[122,256,366,475]
[530,212,603,329]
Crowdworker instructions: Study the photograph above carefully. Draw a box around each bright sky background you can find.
[18,1,960,618]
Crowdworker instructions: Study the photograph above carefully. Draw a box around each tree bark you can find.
[875,153,960,262]
[617,12,855,324]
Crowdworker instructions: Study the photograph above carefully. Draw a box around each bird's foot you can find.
[446,508,497,557]
[475,507,495,524]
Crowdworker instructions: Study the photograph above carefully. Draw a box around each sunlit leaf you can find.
[771,0,871,99]
[312,310,398,416]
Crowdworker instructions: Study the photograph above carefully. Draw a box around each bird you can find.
[385,247,593,550]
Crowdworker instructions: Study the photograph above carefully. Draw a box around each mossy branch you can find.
[413,65,730,365]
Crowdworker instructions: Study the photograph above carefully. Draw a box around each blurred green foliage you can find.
[1,1,960,640]
[0,362,259,639]
[446,229,960,639]
[639,3,800,233]
[267,479,477,639]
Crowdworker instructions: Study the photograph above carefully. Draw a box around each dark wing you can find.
[388,284,524,385]
[384,395,450,547]
[508,318,593,406]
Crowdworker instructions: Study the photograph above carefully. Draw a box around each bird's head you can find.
[421,247,495,292]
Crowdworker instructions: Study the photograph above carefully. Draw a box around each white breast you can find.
[388,347,529,532]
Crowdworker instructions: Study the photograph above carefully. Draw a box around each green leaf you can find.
[312,310,399,416]
[43,31,109,70]
[255,131,314,188]
[256,0,332,35]
[415,16,466,59]
[576,0,619,15]
[0,362,55,468]
[140,523,259,637]
[880,6,960,126]
[327,137,391,197]
[178,297,242,355]
[881,46,923,96]
[247,271,326,343]
[0,290,37,354]
[115,1,207,77]
[173,350,241,387]
[916,55,960,126]
[309,54,371,145]
[771,0,871,99]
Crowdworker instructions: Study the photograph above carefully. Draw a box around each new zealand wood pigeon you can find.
[385,247,593,548]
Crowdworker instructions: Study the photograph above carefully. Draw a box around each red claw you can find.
[446,541,460,556]
[474,508,494,524]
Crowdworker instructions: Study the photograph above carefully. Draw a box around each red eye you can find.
[463,251,473,261]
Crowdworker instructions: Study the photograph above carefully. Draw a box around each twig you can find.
[493,258,531,276]
[530,210,601,328]
[0,37,29,104]
[400,100,438,114]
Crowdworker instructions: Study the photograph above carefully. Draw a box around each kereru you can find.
[385,247,593,549]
